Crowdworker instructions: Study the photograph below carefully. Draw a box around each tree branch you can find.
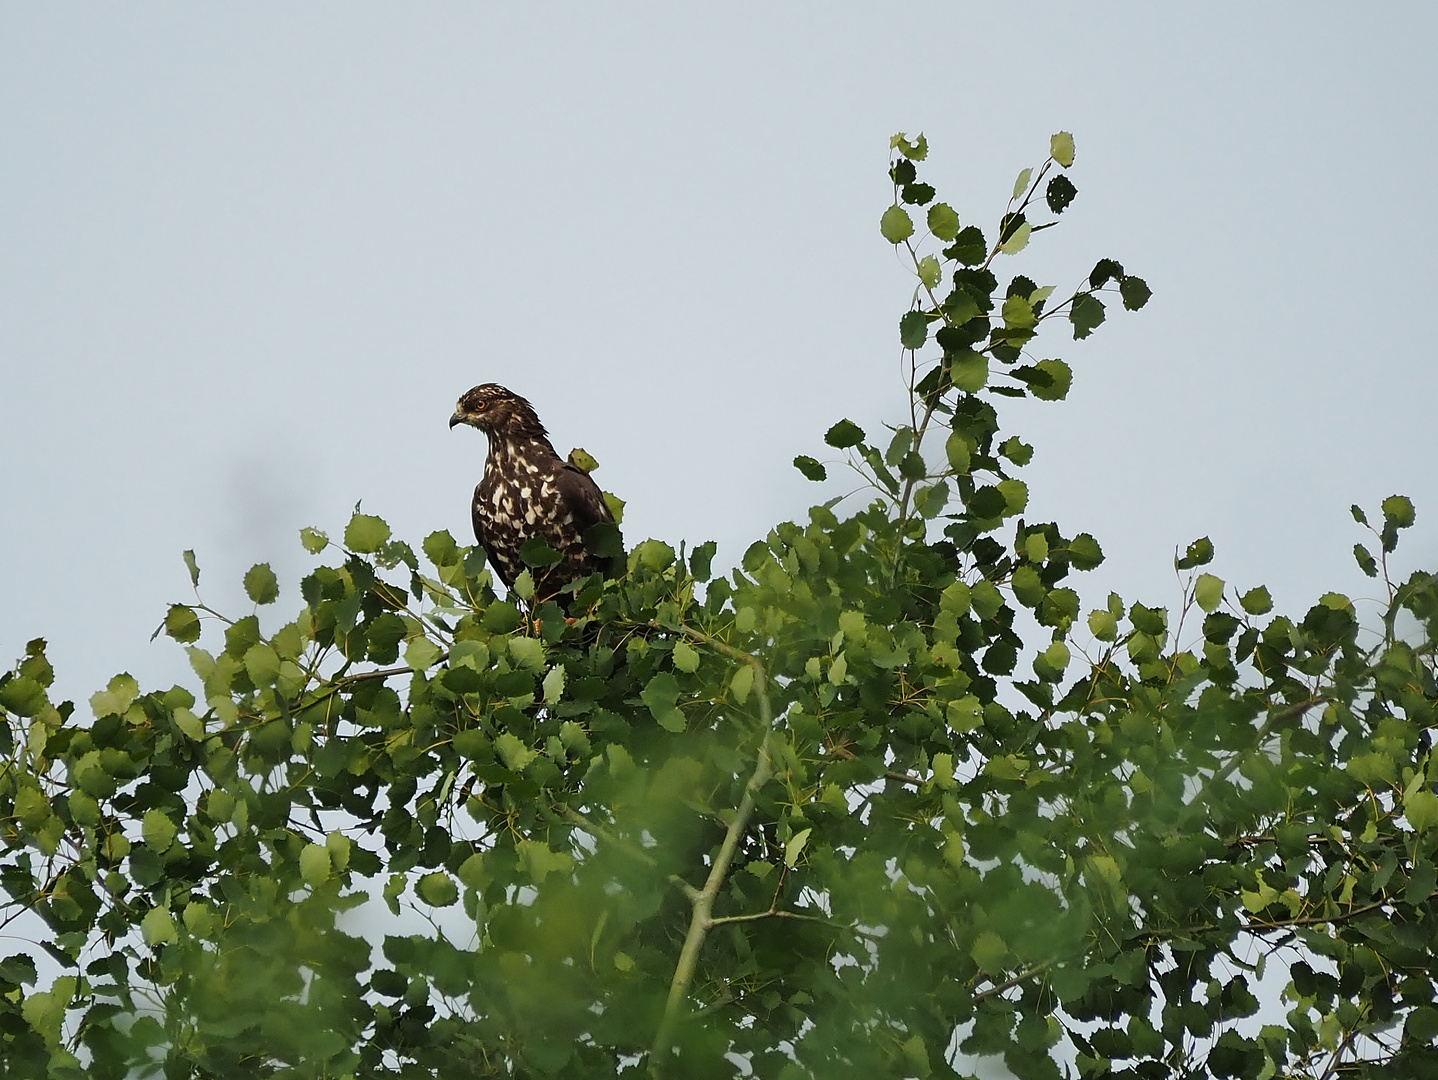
[649,645,774,1076]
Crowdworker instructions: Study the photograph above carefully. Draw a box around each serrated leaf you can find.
[824,419,865,449]
[417,871,459,907]
[641,672,685,732]
[1001,294,1037,330]
[951,350,988,393]
[1070,293,1106,339]
[793,455,827,482]
[880,205,914,244]
[1195,574,1225,613]
[916,254,942,290]
[672,641,700,673]
[899,310,929,349]
[243,563,279,605]
[495,732,538,773]
[1119,276,1152,311]
[1088,610,1118,641]
[1405,790,1438,832]
[567,446,599,472]
[971,930,1007,973]
[730,663,754,704]
[405,636,443,672]
[1176,536,1215,569]
[299,843,331,887]
[164,604,201,644]
[890,132,928,160]
[142,809,178,853]
[142,906,178,947]
[1050,131,1075,167]
[1012,167,1033,199]
[542,664,566,704]
[784,828,812,868]
[927,202,960,241]
[1382,494,1416,528]
[1353,543,1378,578]
[1045,173,1077,213]
[999,220,1031,255]
[300,527,328,553]
[345,513,391,553]
[1240,586,1273,616]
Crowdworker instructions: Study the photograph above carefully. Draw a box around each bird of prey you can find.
[449,383,617,603]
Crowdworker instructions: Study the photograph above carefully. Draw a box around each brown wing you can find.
[545,463,619,583]
[471,479,523,589]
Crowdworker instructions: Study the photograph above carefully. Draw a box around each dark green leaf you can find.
[825,419,866,449]
[793,456,827,482]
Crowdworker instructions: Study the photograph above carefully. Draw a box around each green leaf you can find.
[495,732,538,773]
[880,205,915,244]
[567,447,600,472]
[21,977,75,1045]
[784,828,812,868]
[1069,533,1104,570]
[243,563,279,605]
[997,478,1028,515]
[672,641,700,673]
[971,930,1007,973]
[945,431,972,475]
[951,350,988,393]
[1382,494,1416,528]
[1405,789,1438,832]
[542,664,566,705]
[183,549,200,587]
[945,225,987,265]
[1070,293,1106,339]
[689,540,717,581]
[142,906,178,947]
[244,642,281,687]
[641,672,686,732]
[1012,167,1034,200]
[730,664,754,704]
[1176,536,1215,569]
[916,255,942,290]
[1240,586,1273,616]
[1350,503,1369,526]
[1024,358,1072,401]
[890,132,928,160]
[300,527,328,553]
[1119,276,1152,311]
[142,809,178,853]
[793,456,826,482]
[1000,437,1034,466]
[1195,574,1225,613]
[405,636,443,673]
[927,202,960,241]
[1001,294,1037,330]
[345,512,391,553]
[899,310,929,349]
[999,219,1032,255]
[1045,174,1077,213]
[1088,610,1118,641]
[423,529,460,567]
[417,872,459,907]
[520,536,562,568]
[299,843,331,887]
[1050,131,1075,167]
[1353,543,1378,578]
[824,419,866,449]
[902,1036,932,1079]
[163,604,201,644]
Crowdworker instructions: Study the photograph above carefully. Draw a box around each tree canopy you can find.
[2,132,1436,1080]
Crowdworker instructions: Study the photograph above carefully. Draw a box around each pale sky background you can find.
[3,5,1436,704]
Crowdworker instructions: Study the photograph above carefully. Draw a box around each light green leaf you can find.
[672,640,700,673]
[999,220,1031,254]
[916,254,942,290]
[1012,167,1033,199]
[730,663,754,704]
[508,635,546,671]
[542,664,566,704]
[517,838,573,884]
[142,809,178,854]
[828,651,848,685]
[951,350,988,393]
[902,1035,932,1079]
[1240,586,1273,616]
[971,930,1007,973]
[344,512,391,553]
[300,527,328,554]
[880,205,915,244]
[1195,574,1225,613]
[299,843,331,887]
[642,672,686,732]
[142,906,178,947]
[21,976,75,1045]
[326,830,351,871]
[1050,131,1075,167]
[495,732,538,773]
[243,642,280,687]
[1088,610,1118,642]
[1405,789,1438,832]
[945,431,972,474]
[784,828,812,868]
[1002,294,1037,330]
[417,871,459,907]
[890,132,928,160]
[947,696,983,732]
[927,202,960,241]
[405,636,443,673]
[243,563,279,605]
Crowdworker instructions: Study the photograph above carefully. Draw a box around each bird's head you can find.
[449,384,547,439]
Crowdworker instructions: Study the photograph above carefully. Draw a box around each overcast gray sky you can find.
[4,5,1436,703]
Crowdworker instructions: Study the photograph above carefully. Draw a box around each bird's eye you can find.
[475,401,487,410]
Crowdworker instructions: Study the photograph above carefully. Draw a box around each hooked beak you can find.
[449,411,467,429]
